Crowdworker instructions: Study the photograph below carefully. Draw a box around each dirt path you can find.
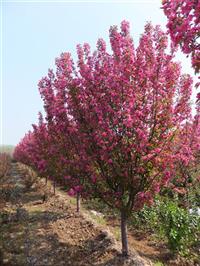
[0,163,152,266]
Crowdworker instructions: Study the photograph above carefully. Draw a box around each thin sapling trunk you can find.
[53,178,56,195]
[76,192,80,213]
[121,210,129,257]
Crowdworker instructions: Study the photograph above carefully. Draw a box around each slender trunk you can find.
[121,210,129,257]
[45,176,47,185]
[76,192,80,213]
[53,178,56,195]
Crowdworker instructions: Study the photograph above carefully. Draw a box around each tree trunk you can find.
[76,192,80,213]
[121,210,129,256]
[45,176,47,185]
[53,178,56,195]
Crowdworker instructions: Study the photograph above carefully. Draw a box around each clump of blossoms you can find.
[38,56,88,206]
[170,106,200,198]
[162,0,200,74]
[14,21,200,256]
[14,114,50,180]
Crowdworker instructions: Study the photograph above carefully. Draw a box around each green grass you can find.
[69,197,77,205]
[112,227,121,241]
[153,261,165,266]
[90,213,107,226]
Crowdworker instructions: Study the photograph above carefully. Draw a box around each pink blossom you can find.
[68,188,76,196]
[64,175,71,180]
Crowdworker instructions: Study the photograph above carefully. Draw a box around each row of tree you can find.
[0,153,11,179]
[14,1,200,256]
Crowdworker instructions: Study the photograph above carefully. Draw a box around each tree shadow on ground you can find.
[10,226,120,266]
[0,207,75,266]
[127,229,173,264]
[19,191,44,205]
[21,230,150,266]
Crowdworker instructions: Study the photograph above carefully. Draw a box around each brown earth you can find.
[0,163,152,266]
[0,163,198,266]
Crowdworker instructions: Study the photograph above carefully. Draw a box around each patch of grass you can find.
[26,205,45,213]
[90,213,107,226]
[69,197,76,205]
[83,198,116,216]
[112,227,121,241]
[30,210,43,216]
[153,261,165,266]
[28,222,39,230]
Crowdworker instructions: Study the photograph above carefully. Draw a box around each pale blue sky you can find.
[1,0,199,145]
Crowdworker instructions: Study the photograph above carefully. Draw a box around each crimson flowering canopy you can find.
[15,21,199,212]
[14,20,200,256]
[171,103,200,194]
[37,21,197,209]
[14,114,48,175]
[162,0,200,74]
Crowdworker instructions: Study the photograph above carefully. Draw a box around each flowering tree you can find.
[170,98,200,203]
[14,131,35,166]
[14,115,51,190]
[38,21,195,255]
[162,0,200,74]
[38,63,87,209]
[14,114,48,175]
[14,21,199,256]
[14,114,76,196]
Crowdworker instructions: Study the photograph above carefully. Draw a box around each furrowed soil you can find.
[0,163,197,266]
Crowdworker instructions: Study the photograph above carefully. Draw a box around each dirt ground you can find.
[0,163,153,266]
[0,163,198,266]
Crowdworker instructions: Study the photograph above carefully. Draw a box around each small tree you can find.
[38,21,195,256]
[169,98,200,207]
[38,63,87,209]
[14,21,199,256]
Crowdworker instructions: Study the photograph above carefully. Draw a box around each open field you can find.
[0,145,15,156]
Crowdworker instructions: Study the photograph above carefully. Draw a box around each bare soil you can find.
[0,163,152,266]
[0,163,198,266]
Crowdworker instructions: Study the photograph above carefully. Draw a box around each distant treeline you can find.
[0,145,15,156]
